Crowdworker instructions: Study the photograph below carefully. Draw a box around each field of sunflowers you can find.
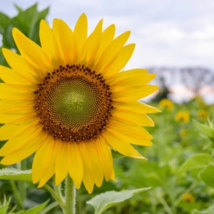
[0,3,214,214]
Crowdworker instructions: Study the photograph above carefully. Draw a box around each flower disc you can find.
[34,65,113,142]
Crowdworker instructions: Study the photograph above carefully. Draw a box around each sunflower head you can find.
[182,193,195,203]
[175,110,190,123]
[158,98,174,112]
[179,129,187,137]
[0,14,159,193]
[197,109,209,120]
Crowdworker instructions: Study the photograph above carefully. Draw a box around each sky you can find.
[1,0,214,70]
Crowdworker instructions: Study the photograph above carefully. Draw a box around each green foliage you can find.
[0,196,11,214]
[87,188,150,214]
[199,164,214,189]
[192,205,214,214]
[11,201,48,214]
[193,120,214,140]
[0,168,32,182]
[179,154,213,174]
[0,3,49,66]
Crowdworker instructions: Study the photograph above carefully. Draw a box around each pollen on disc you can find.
[47,78,100,131]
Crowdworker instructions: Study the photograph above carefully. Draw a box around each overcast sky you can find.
[1,0,214,70]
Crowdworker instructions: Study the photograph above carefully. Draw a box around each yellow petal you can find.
[95,24,115,61]
[0,114,29,124]
[57,19,77,65]
[0,65,33,85]
[55,141,68,186]
[40,20,60,68]
[2,48,44,80]
[107,127,152,146]
[114,101,161,114]
[85,141,104,187]
[103,44,135,79]
[96,137,114,181]
[1,131,45,165]
[12,28,53,73]
[0,123,42,157]
[52,19,66,66]
[94,31,131,73]
[113,85,159,102]
[67,143,84,189]
[102,131,145,160]
[112,110,154,127]
[109,119,153,140]
[79,142,94,194]
[32,135,54,183]
[0,118,39,141]
[82,19,103,65]
[111,74,156,91]
[74,13,88,62]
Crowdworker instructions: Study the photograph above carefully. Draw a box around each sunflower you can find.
[175,110,190,123]
[179,129,187,137]
[158,98,174,112]
[197,109,209,120]
[0,14,159,193]
[182,193,195,203]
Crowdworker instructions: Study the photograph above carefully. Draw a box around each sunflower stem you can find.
[63,175,76,214]
[43,184,65,208]
[20,160,26,204]
[9,180,23,209]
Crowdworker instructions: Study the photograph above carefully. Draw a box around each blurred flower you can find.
[195,95,206,107]
[198,109,209,120]
[158,98,174,112]
[0,14,159,193]
[180,129,187,137]
[182,193,195,202]
[175,111,190,123]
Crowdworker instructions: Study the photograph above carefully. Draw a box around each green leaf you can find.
[11,200,49,214]
[0,12,11,34]
[0,205,8,214]
[0,196,11,214]
[192,205,214,214]
[14,4,23,13]
[199,163,214,188]
[0,168,32,182]
[178,154,213,174]
[87,187,151,214]
[193,120,214,139]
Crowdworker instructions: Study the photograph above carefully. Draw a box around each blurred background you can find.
[0,1,214,214]
[1,0,214,104]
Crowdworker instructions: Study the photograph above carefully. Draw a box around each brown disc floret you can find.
[34,65,113,142]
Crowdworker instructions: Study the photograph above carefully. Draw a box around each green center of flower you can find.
[47,78,100,130]
[34,64,113,142]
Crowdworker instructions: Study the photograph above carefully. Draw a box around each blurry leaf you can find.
[192,205,214,214]
[2,24,16,49]
[193,120,214,140]
[11,200,49,214]
[1,4,50,50]
[14,4,23,13]
[199,163,214,188]
[178,154,213,174]
[0,196,11,214]
[112,150,125,159]
[29,6,49,43]
[0,48,7,67]
[0,168,32,182]
[129,161,171,188]
[87,187,151,214]
[0,12,11,34]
